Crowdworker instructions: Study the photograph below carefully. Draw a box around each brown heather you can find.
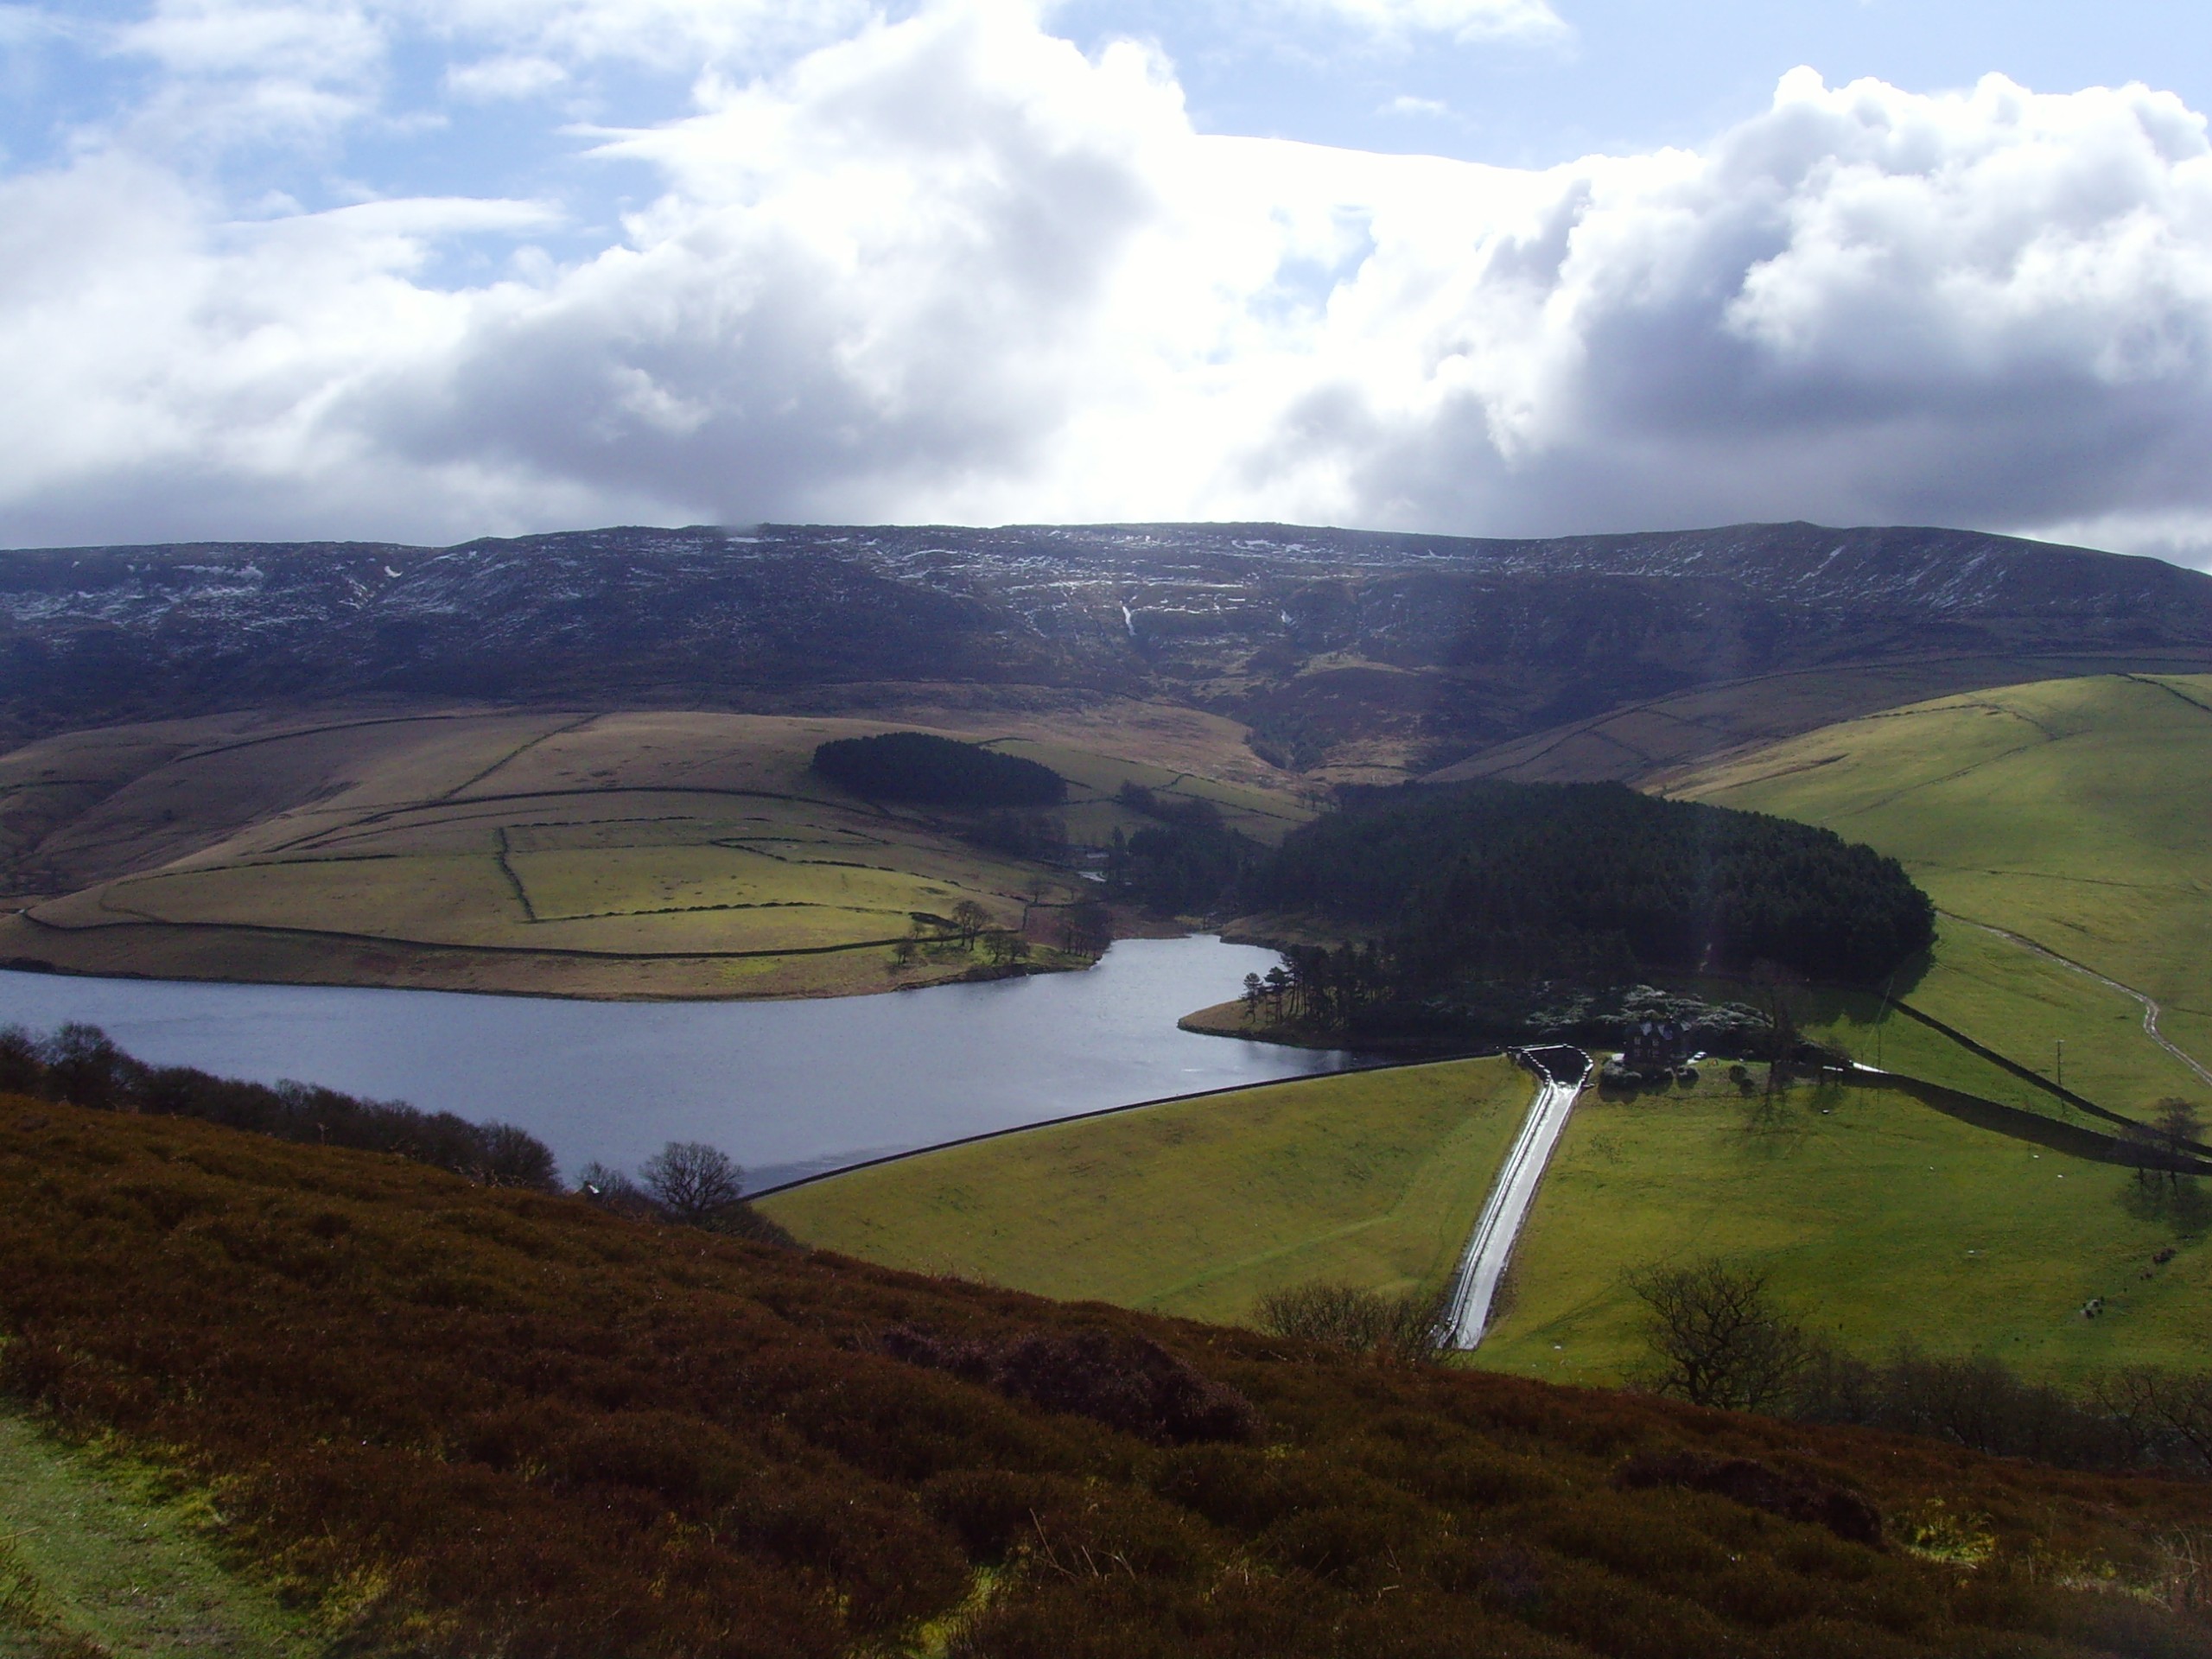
[3,1092,2210,1658]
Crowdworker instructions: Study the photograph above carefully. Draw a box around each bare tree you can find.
[639,1141,748,1225]
[575,1160,658,1219]
[43,1023,130,1110]
[1748,964,1803,1101]
[2156,1097,2205,1188]
[1627,1258,1810,1412]
[2100,1368,2212,1473]
[1253,1281,1446,1363]
[477,1122,560,1190]
[950,899,991,949]
[1061,898,1112,958]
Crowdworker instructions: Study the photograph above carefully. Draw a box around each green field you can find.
[1462,673,2212,1388]
[0,702,1306,999]
[769,672,2212,1384]
[1482,1075,2209,1390]
[1672,674,2212,1120]
[760,1057,1535,1325]
[765,1052,2209,1389]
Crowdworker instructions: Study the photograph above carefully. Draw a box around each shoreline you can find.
[0,909,1120,1006]
[1177,996,1499,1062]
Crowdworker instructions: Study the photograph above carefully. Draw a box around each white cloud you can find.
[443,53,567,100]
[1382,93,1450,118]
[1274,0,1566,46]
[7,6,2212,563]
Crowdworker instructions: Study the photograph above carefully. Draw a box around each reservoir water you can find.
[0,938,1364,1189]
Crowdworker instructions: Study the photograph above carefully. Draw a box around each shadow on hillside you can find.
[2118,1175,2212,1239]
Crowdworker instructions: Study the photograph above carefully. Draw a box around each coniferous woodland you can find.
[1106,784,1265,914]
[1252,781,1934,988]
[811,732,1066,807]
[1120,779,1934,1037]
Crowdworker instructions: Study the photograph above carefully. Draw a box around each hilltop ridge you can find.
[7,520,2210,779]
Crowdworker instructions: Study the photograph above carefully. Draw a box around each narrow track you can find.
[1958,916,2212,1089]
[1439,1045,1589,1350]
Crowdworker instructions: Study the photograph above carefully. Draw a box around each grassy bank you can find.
[760,1058,1535,1325]
[1484,1073,2210,1389]
[1672,673,2212,1116]
[0,1409,315,1659]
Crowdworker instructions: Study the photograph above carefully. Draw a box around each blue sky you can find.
[1072,3,2212,168]
[3,1,2212,560]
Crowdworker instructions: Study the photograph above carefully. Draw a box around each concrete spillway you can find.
[1440,1046,1590,1350]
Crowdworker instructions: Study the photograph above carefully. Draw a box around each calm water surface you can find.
[0,938,1363,1188]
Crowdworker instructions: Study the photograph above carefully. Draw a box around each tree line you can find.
[2,1022,561,1191]
[1629,1256,2212,1478]
[1105,785,1263,914]
[2,1022,791,1242]
[1257,1251,2212,1481]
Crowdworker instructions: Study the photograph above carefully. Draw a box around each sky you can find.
[4,2,2212,562]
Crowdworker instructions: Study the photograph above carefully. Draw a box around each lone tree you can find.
[2156,1097,2205,1188]
[1627,1258,1809,1413]
[639,1141,748,1226]
[950,899,991,949]
[1748,963,1803,1101]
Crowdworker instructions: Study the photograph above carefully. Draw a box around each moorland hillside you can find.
[7,520,2211,783]
[7,1092,2212,1658]
[5,522,2207,995]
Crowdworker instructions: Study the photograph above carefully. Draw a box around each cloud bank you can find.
[3,0,2211,559]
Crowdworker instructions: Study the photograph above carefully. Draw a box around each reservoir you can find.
[0,937,1364,1189]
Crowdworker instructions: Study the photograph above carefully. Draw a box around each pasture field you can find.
[760,1057,1535,1325]
[1672,674,2212,1119]
[0,701,1305,998]
[1482,1074,2212,1389]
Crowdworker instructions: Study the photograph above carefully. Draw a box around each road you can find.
[1440,1045,1590,1351]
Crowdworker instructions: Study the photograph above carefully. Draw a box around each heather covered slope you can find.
[5,1094,2212,1657]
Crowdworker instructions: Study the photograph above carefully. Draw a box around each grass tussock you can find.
[4,1092,2212,1657]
